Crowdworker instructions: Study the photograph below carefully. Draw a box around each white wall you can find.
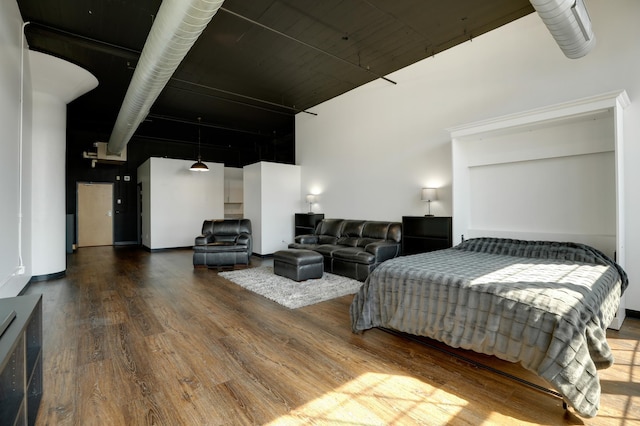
[243,162,301,255]
[0,3,32,297]
[138,157,224,250]
[295,1,640,310]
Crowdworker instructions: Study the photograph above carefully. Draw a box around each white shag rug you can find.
[219,266,363,309]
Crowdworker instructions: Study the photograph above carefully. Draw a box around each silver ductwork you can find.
[529,0,595,59]
[107,0,225,155]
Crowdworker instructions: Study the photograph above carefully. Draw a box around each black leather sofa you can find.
[288,218,402,281]
[193,219,252,268]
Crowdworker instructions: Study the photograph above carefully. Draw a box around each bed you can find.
[350,237,628,418]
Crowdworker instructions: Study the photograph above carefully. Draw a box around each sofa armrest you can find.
[195,233,214,245]
[295,234,319,245]
[365,241,400,262]
[237,232,252,256]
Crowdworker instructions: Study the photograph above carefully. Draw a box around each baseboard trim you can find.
[114,241,139,246]
[29,270,65,283]
[143,245,192,253]
[626,309,640,319]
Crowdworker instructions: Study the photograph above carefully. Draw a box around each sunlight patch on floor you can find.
[266,372,468,425]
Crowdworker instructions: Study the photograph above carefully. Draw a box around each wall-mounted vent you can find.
[83,142,127,167]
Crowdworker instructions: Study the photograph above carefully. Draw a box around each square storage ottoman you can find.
[274,249,324,282]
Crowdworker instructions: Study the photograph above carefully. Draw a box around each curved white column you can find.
[29,51,98,279]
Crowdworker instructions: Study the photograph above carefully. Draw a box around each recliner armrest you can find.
[295,234,319,245]
[365,241,400,262]
[236,232,251,246]
[195,233,214,245]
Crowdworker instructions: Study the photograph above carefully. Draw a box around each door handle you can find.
[107,210,112,217]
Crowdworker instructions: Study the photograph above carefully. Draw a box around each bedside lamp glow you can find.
[421,188,437,216]
[306,194,316,214]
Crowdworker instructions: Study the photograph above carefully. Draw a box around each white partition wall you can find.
[30,51,98,279]
[137,157,224,250]
[450,90,629,329]
[243,162,301,256]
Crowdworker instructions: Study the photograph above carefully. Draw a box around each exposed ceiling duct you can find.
[107,0,225,155]
[529,0,595,59]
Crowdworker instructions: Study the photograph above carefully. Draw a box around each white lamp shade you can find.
[306,194,316,203]
[421,188,437,202]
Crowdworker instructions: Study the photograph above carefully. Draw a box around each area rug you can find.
[219,266,363,309]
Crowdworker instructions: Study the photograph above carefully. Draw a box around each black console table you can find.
[402,216,452,255]
[295,213,324,236]
[0,294,43,426]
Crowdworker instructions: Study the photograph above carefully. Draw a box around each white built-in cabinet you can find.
[450,90,629,329]
[243,162,301,256]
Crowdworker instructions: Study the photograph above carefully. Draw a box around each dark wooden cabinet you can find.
[0,294,43,426]
[402,216,452,255]
[295,213,324,236]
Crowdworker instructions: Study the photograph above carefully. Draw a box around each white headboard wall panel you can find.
[450,90,629,329]
[468,152,616,249]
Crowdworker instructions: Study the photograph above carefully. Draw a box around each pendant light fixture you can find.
[190,116,209,172]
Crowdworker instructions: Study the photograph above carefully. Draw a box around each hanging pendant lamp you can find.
[190,116,209,172]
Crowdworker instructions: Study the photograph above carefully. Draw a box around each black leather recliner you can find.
[193,219,252,268]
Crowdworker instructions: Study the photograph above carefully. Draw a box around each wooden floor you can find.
[23,246,640,425]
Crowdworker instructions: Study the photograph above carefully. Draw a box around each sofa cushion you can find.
[336,220,365,246]
[313,244,344,257]
[317,219,344,237]
[318,235,339,245]
[332,247,375,265]
[215,234,238,243]
[336,237,359,247]
[357,238,379,248]
[361,221,391,239]
[341,220,365,236]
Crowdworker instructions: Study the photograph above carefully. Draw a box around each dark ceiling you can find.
[17,0,534,161]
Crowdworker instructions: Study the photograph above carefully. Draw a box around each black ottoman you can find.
[274,249,324,282]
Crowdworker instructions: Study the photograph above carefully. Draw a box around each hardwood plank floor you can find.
[23,246,640,425]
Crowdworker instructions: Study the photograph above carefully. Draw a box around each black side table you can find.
[402,216,452,255]
[295,213,324,236]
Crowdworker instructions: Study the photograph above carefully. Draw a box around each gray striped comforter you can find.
[350,238,627,418]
